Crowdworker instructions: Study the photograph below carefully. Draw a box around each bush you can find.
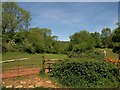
[22,39,35,53]
[67,50,104,60]
[6,40,20,52]
[51,59,120,88]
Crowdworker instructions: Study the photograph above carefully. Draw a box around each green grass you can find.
[94,48,118,60]
[42,53,67,59]
[104,48,118,59]
[2,49,118,72]
[2,52,67,72]
[2,58,41,71]
[2,52,38,60]
[2,49,118,71]
[2,52,67,61]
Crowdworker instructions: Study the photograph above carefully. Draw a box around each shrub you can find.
[6,40,20,52]
[67,50,104,60]
[51,59,120,88]
[22,39,35,53]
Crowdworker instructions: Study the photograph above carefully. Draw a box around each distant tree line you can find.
[2,2,120,58]
[68,28,114,52]
[67,27,120,59]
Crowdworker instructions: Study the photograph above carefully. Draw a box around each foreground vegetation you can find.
[39,48,120,88]
[51,59,120,88]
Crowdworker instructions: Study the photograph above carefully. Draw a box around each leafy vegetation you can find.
[68,30,94,52]
[101,28,113,48]
[51,59,120,88]
[2,2,120,88]
[67,50,104,60]
[2,2,120,58]
[112,26,120,59]
[2,2,68,54]
[2,2,31,38]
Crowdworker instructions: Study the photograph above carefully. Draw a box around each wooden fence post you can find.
[42,55,45,70]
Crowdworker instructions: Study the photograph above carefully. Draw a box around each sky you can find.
[17,2,118,41]
[3,0,120,2]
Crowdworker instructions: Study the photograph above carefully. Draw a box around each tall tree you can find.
[112,26,120,59]
[2,2,31,38]
[101,28,113,48]
[91,32,102,48]
[69,30,94,52]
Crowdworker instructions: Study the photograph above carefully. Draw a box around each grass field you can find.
[2,52,43,61]
[2,52,67,61]
[2,48,118,72]
[2,49,119,88]
[2,52,67,72]
[94,48,118,60]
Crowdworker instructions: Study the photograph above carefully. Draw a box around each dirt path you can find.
[2,75,59,88]
[1,67,60,88]
[1,67,40,79]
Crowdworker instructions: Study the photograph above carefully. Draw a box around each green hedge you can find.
[51,59,120,88]
[67,50,104,60]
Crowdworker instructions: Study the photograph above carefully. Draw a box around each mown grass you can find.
[2,52,39,60]
[2,52,67,61]
[42,53,67,59]
[2,52,67,72]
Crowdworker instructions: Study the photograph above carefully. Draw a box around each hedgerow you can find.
[67,50,104,60]
[51,59,120,88]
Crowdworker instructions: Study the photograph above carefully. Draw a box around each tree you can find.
[91,32,102,48]
[69,30,95,52]
[101,28,113,48]
[112,26,120,59]
[28,28,46,53]
[2,2,31,38]
[52,41,69,54]
[2,2,31,52]
[26,28,56,53]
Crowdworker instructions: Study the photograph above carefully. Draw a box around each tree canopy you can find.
[101,28,113,48]
[112,26,120,59]
[2,2,120,57]
[2,2,31,37]
[69,30,94,52]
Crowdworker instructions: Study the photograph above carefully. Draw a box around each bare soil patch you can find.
[1,67,40,79]
[1,67,60,88]
[2,75,59,88]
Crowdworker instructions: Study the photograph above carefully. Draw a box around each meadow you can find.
[2,52,67,72]
[2,48,118,71]
[1,48,120,88]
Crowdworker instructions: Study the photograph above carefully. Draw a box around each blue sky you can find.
[17,2,118,41]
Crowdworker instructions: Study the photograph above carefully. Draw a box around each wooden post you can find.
[42,55,45,70]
